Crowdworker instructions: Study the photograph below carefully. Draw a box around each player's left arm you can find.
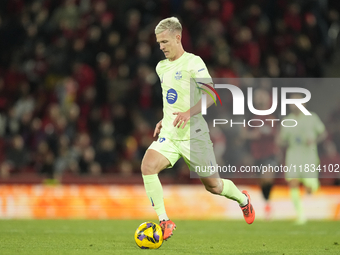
[312,130,327,145]
[276,122,289,148]
[173,56,214,129]
[173,84,215,128]
[307,114,328,146]
[306,130,327,146]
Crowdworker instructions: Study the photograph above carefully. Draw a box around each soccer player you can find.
[141,17,255,240]
[278,93,327,224]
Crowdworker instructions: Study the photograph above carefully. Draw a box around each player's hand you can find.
[173,110,190,129]
[306,139,315,146]
[153,120,163,137]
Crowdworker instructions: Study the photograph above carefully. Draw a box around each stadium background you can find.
[0,0,339,220]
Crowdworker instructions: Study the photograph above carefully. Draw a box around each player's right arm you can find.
[153,61,164,137]
[276,135,288,148]
[276,123,289,148]
[153,120,163,137]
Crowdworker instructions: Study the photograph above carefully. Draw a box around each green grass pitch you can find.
[0,220,339,255]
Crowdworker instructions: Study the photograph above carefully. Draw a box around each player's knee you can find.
[204,185,221,195]
[306,187,312,194]
[141,159,159,175]
[288,179,300,188]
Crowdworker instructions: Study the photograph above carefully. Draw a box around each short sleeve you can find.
[190,56,213,89]
[190,56,211,79]
[155,62,161,76]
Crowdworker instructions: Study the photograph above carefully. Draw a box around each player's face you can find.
[156,29,180,60]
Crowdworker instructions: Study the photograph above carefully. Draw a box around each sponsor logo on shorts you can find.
[159,137,166,143]
[166,89,177,104]
[198,68,205,72]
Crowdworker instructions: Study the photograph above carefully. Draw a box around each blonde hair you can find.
[155,17,182,35]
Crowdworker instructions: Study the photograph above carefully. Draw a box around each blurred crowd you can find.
[0,0,339,182]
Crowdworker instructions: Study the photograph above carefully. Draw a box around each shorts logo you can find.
[198,68,205,72]
[159,137,166,143]
[175,71,182,80]
[166,88,178,104]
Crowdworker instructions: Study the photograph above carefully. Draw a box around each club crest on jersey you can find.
[166,88,178,104]
[175,71,182,80]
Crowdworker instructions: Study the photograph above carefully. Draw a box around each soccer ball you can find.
[134,221,163,249]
